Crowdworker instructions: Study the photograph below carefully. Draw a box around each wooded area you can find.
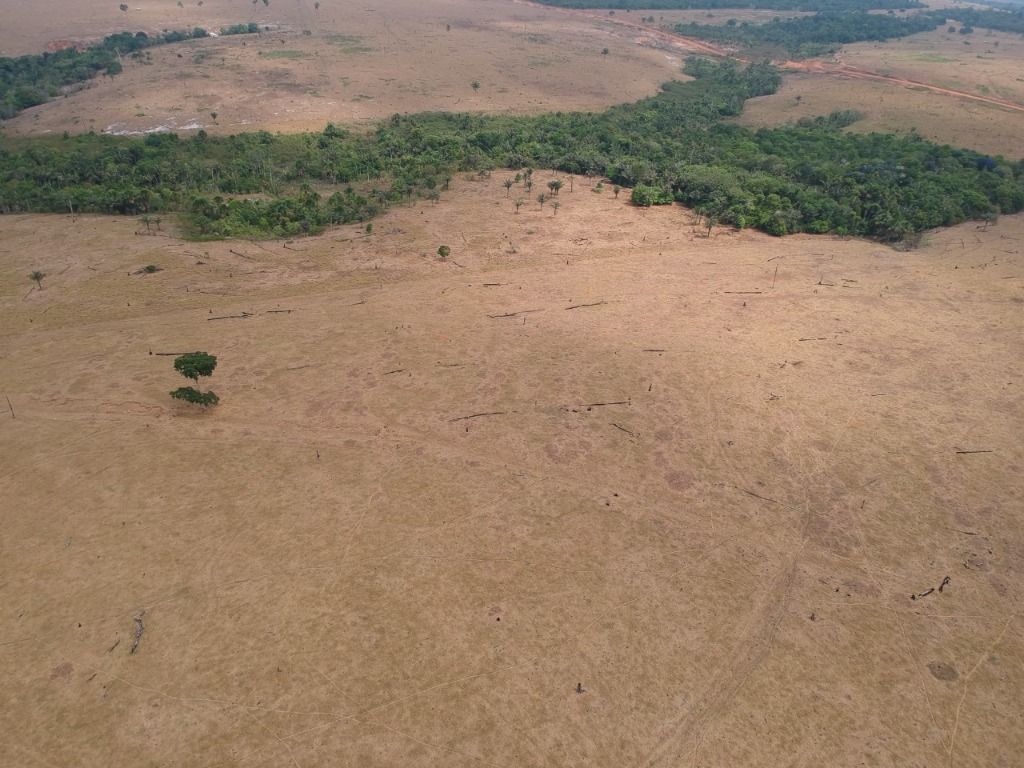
[1,59,1020,242]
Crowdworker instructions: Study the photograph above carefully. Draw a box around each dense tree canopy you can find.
[674,11,943,57]
[536,0,922,10]
[671,6,1024,57]
[1,59,1021,243]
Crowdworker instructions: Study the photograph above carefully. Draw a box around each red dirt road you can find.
[519,0,1024,115]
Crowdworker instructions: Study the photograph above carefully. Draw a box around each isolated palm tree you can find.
[29,271,45,289]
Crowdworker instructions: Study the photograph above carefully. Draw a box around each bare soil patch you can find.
[2,172,1022,767]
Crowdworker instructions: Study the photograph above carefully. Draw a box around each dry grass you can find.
[2,3,1024,766]
[738,69,1023,157]
[731,18,1024,159]
[838,26,1024,105]
[1,0,683,137]
[2,173,1022,767]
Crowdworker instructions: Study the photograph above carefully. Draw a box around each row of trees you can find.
[674,11,943,58]
[0,25,260,119]
[1,58,1021,243]
[537,0,922,10]
[673,6,1024,58]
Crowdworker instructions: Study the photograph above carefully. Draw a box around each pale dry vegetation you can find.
[2,173,1022,767]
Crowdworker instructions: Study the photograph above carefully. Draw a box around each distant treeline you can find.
[943,6,1024,35]
[673,6,1024,57]
[1,59,1021,242]
[536,0,922,10]
[0,24,261,120]
[674,11,941,57]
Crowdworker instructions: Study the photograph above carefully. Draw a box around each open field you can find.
[531,3,1024,158]
[2,1,1024,765]
[838,26,1024,105]
[735,27,1024,158]
[0,0,683,137]
[738,69,1024,157]
[2,173,1023,767]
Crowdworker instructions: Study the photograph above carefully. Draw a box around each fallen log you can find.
[449,411,506,422]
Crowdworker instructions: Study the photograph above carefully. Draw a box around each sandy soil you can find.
[2,173,1022,767]
[0,0,684,137]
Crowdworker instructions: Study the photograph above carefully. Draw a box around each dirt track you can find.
[780,58,1024,114]
[524,0,1024,116]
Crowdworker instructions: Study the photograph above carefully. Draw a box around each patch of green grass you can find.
[325,33,373,53]
[352,93,374,101]
[527,54,569,68]
[263,49,308,60]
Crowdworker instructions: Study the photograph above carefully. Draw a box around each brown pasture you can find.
[2,172,1022,767]
[0,0,684,137]
[2,2,1024,766]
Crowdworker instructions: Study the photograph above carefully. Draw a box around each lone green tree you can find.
[537,192,547,208]
[471,80,480,92]
[437,244,451,260]
[503,178,514,197]
[170,352,219,407]
[552,200,561,216]
[547,179,562,196]
[513,198,524,214]
[29,271,45,290]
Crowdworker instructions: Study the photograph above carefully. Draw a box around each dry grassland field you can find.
[0,0,683,136]
[737,68,1024,158]
[736,24,1024,157]
[839,26,1024,105]
[3,172,1024,768]
[2,1,1024,767]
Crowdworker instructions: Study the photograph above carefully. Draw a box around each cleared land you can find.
[2,173,1023,767]
[738,68,1024,157]
[2,2,1024,766]
[838,25,1024,106]
[723,24,1024,157]
[0,0,683,136]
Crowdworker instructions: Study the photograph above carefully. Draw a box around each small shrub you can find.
[631,185,673,207]
[170,387,219,407]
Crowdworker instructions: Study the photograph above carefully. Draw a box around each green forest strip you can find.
[536,0,921,10]
[673,7,1024,57]
[0,24,261,119]
[1,59,1021,242]
[675,12,940,57]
